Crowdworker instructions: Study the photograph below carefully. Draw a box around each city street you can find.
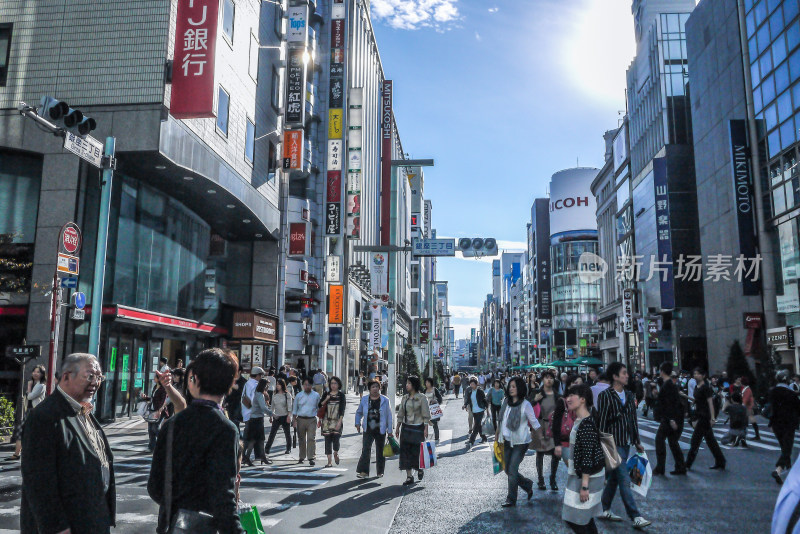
[0,391,785,533]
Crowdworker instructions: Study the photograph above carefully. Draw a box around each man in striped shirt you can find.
[596,362,651,529]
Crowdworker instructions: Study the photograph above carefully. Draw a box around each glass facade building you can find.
[745,0,800,323]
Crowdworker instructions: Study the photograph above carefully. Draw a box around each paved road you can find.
[0,391,790,533]
[390,395,784,534]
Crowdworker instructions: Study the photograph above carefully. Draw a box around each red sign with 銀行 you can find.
[170,0,219,119]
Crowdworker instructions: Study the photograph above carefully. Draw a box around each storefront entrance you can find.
[98,323,208,421]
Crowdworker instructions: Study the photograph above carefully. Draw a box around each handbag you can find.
[164,419,217,534]
[599,431,622,471]
[429,402,443,420]
[546,398,575,445]
[383,441,395,457]
[492,439,505,475]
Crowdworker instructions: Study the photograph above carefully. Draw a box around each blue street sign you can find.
[73,292,86,310]
[566,348,574,356]
[60,277,78,289]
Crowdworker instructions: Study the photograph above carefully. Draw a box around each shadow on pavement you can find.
[300,483,422,529]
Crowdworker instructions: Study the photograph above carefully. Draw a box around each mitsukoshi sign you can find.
[548,168,599,236]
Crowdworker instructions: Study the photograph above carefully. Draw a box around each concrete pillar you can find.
[27,153,81,368]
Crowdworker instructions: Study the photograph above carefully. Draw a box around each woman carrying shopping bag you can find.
[561,383,605,534]
[424,377,443,442]
[495,376,541,507]
[395,375,431,486]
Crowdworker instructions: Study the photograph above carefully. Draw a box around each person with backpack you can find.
[531,370,562,491]
[769,370,800,485]
[424,377,443,442]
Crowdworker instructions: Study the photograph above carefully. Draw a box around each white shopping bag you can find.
[419,441,437,468]
[429,402,443,420]
[628,451,652,498]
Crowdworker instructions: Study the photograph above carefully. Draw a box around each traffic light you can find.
[39,96,97,137]
[457,237,498,257]
[361,309,372,332]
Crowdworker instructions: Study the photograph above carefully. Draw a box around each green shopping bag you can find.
[492,440,505,475]
[240,505,265,534]
[383,441,395,457]
[388,435,401,455]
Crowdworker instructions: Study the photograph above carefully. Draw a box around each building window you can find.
[245,119,255,163]
[268,141,277,180]
[274,2,283,37]
[248,33,259,81]
[217,86,230,136]
[222,0,235,43]
[271,67,281,110]
[0,24,11,87]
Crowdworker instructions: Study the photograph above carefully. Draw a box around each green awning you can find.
[568,357,604,366]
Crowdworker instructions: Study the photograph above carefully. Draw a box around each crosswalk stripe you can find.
[437,429,454,454]
[637,420,782,451]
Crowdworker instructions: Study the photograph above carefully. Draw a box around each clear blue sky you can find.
[370,0,635,339]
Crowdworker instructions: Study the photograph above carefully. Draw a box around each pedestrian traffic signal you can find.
[457,237,498,257]
[39,96,97,137]
[362,309,372,332]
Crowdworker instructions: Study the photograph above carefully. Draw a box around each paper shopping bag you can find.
[628,451,652,498]
[239,506,265,534]
[419,441,437,468]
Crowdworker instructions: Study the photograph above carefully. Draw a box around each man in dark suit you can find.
[21,353,115,534]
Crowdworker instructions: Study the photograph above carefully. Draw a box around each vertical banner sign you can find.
[347,88,363,239]
[371,305,382,352]
[622,288,634,333]
[171,0,220,119]
[289,222,307,256]
[282,130,303,170]
[370,252,389,297]
[285,48,307,125]
[380,81,393,245]
[653,157,675,310]
[381,307,389,348]
[728,120,761,296]
[328,284,344,324]
[419,319,430,344]
[326,0,347,236]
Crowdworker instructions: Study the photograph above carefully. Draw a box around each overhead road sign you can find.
[412,238,456,257]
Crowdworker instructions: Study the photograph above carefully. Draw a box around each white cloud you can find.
[475,31,482,41]
[488,6,499,13]
[448,305,482,319]
[370,0,460,30]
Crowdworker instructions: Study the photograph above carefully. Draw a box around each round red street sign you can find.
[61,223,81,254]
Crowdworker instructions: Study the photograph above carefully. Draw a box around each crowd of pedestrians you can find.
[14,347,800,533]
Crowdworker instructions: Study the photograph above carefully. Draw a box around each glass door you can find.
[115,336,133,418]
[130,337,148,414]
[100,331,119,421]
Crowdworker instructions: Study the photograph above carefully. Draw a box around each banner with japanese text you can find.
[171,0,220,119]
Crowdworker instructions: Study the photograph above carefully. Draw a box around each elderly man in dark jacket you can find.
[21,353,116,534]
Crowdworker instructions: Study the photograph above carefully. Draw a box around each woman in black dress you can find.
[394,375,431,485]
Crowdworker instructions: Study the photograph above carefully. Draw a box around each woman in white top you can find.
[10,365,47,460]
[495,375,541,507]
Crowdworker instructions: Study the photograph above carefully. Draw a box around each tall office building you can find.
[625,0,706,373]
[549,168,601,360]
[526,198,552,362]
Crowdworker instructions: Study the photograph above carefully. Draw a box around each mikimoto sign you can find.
[60,222,82,254]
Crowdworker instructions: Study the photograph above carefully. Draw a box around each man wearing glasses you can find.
[20,353,116,534]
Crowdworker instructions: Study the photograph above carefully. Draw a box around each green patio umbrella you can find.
[568,357,605,366]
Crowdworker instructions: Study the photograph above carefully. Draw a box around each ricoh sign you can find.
[549,168,599,236]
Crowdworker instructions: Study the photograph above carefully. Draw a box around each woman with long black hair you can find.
[531,370,562,491]
[9,365,47,460]
[265,378,294,456]
[424,377,443,442]
[495,376,541,507]
[395,375,431,486]
[319,376,346,468]
[243,378,273,466]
